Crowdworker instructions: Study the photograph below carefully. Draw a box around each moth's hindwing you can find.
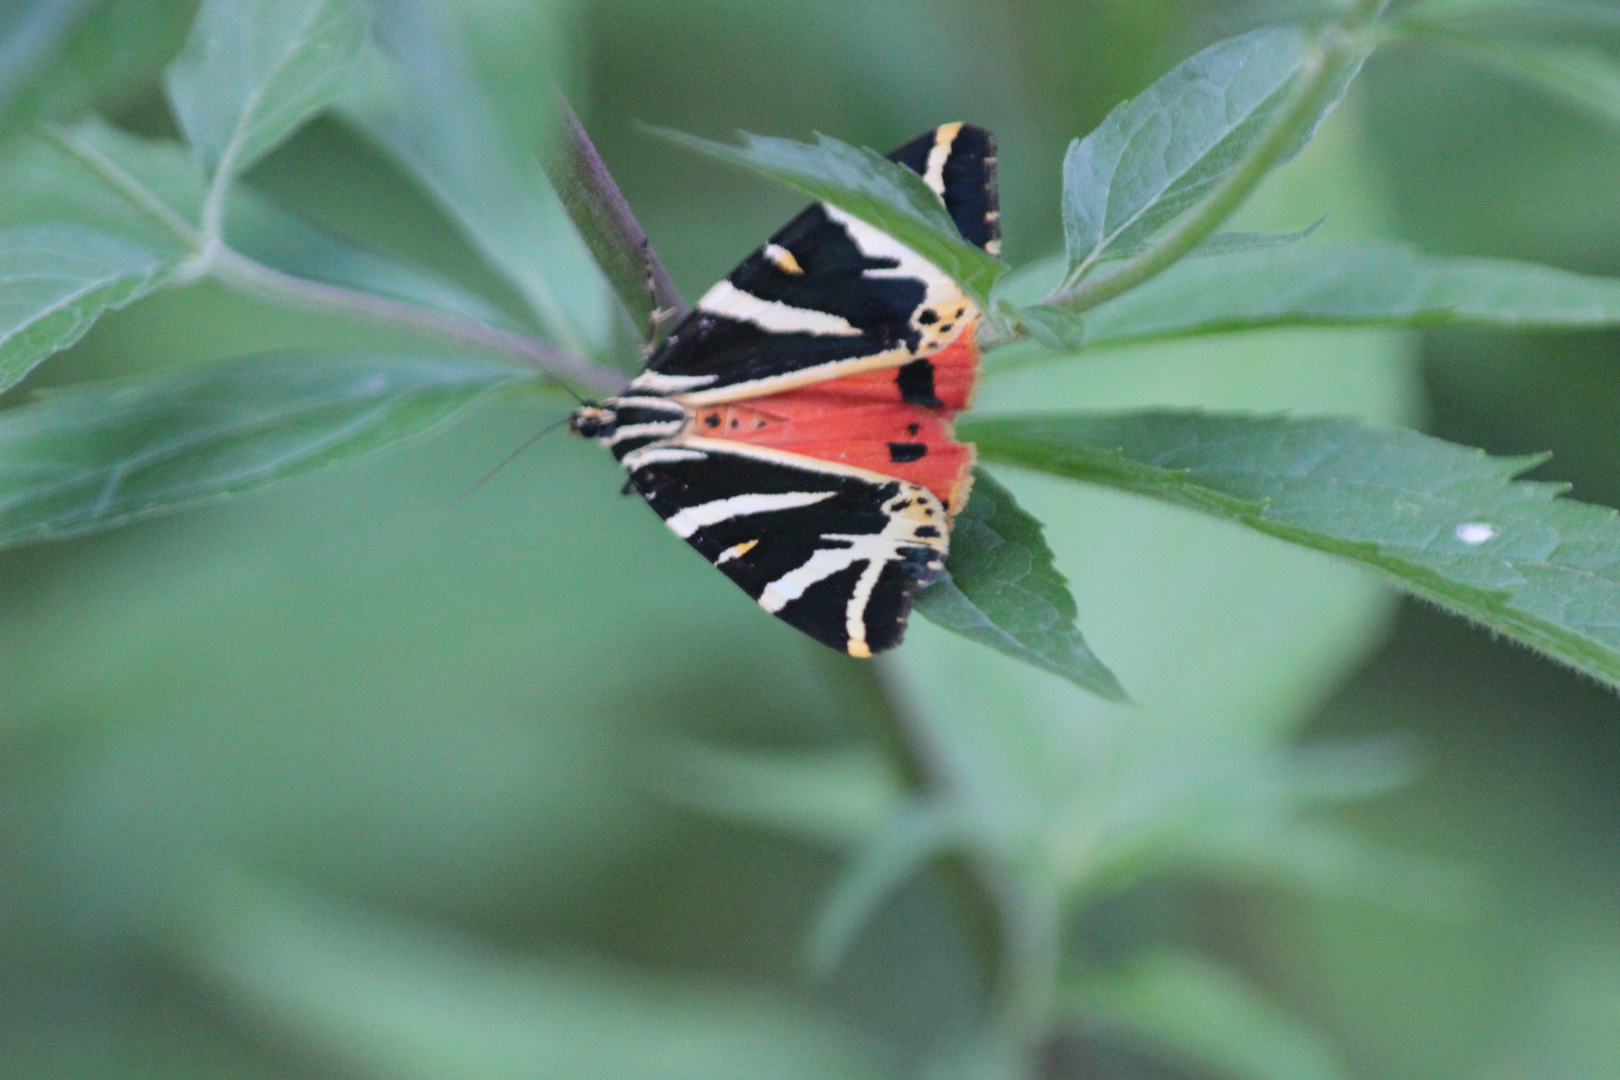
[624,440,949,656]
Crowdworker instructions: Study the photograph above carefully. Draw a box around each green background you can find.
[2,1,1618,1077]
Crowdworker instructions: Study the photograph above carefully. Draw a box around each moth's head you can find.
[568,404,615,440]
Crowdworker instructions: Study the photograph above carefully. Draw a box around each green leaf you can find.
[1184,818,1474,917]
[914,468,1128,701]
[164,0,369,180]
[1065,951,1352,1080]
[802,801,960,979]
[0,222,171,394]
[339,0,619,359]
[0,0,97,124]
[1188,222,1327,256]
[172,874,894,1080]
[1063,219,1329,279]
[1061,26,1332,281]
[18,118,206,251]
[0,2,195,145]
[0,351,528,550]
[1447,37,1620,131]
[229,192,522,330]
[964,410,1620,691]
[19,120,516,330]
[1059,241,1620,353]
[653,127,1007,305]
[1005,303,1088,352]
[1401,0,1620,32]
[657,742,905,849]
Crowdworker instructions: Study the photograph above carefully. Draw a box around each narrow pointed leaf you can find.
[653,127,1006,304]
[914,468,1127,701]
[1284,736,1422,806]
[1401,0,1620,33]
[1449,38,1620,130]
[175,875,893,1080]
[1065,241,1620,352]
[0,222,171,394]
[1191,819,1475,916]
[164,0,369,178]
[965,410,1620,691]
[1062,26,1336,279]
[1065,952,1352,1080]
[657,743,904,849]
[803,802,959,979]
[0,352,528,550]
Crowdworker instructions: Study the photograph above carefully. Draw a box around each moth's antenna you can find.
[455,413,575,505]
[544,374,589,407]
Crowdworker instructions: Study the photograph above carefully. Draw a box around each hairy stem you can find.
[547,94,690,338]
[207,246,628,395]
[1039,27,1370,315]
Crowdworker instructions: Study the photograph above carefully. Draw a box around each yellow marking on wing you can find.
[717,538,759,565]
[764,243,804,275]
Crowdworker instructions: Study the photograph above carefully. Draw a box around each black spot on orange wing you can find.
[907,423,921,435]
[888,442,928,463]
[896,358,942,407]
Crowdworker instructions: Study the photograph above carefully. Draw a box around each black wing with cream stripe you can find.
[629,124,999,399]
[624,441,949,656]
[887,123,1000,255]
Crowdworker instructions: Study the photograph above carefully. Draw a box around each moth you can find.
[571,123,998,656]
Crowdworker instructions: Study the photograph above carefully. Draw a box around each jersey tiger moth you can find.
[571,123,999,656]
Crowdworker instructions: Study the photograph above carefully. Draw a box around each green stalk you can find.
[206,247,627,395]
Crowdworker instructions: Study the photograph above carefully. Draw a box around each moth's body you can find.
[571,123,998,656]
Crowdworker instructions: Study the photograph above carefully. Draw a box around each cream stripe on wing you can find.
[621,446,707,470]
[627,372,718,394]
[842,557,889,658]
[697,280,863,336]
[665,491,838,538]
[922,122,963,199]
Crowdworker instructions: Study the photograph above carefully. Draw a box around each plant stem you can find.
[1040,28,1370,315]
[207,246,628,395]
[547,93,690,338]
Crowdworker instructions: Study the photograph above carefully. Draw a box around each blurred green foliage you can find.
[2,1,1620,1079]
